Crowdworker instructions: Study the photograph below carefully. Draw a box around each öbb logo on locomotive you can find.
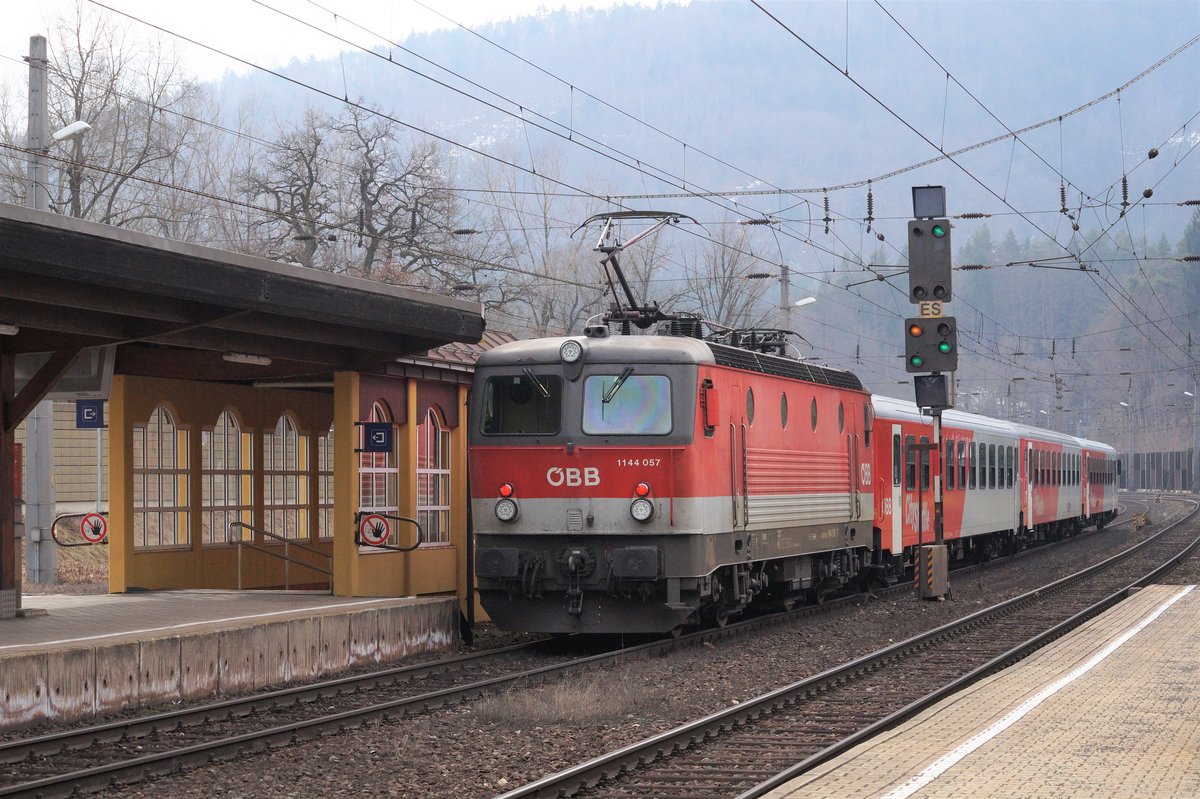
[546,466,601,487]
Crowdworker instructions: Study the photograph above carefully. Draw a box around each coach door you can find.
[891,425,903,554]
[1024,443,1033,530]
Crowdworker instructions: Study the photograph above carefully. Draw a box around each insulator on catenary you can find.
[823,193,831,235]
[956,212,991,219]
[1121,175,1129,210]
[1060,184,1068,214]
[864,184,874,232]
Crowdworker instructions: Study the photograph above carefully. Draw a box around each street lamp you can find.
[793,297,816,308]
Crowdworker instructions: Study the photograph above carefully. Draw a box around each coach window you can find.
[987,443,996,489]
[958,441,966,489]
[920,436,931,489]
[946,441,955,490]
[838,402,845,433]
[893,434,902,486]
[905,434,916,490]
[811,398,818,431]
[780,393,789,429]
[978,443,986,489]
[968,442,977,489]
[746,388,755,425]
[1008,446,1015,487]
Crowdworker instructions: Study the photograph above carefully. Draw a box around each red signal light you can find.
[498,483,514,498]
[634,482,651,497]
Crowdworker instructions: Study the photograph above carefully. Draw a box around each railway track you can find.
[0,498,1158,798]
[495,497,1200,799]
[0,586,939,798]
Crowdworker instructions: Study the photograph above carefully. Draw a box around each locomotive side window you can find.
[905,434,916,490]
[582,374,672,435]
[811,398,818,431]
[481,374,563,435]
[837,402,845,433]
[780,393,789,429]
[746,388,755,425]
[892,434,902,486]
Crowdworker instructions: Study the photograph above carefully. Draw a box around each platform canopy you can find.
[0,201,486,405]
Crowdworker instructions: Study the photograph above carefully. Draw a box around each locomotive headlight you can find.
[630,497,654,522]
[495,498,519,523]
[559,339,584,363]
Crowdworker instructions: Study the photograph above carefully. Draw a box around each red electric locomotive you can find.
[469,325,875,633]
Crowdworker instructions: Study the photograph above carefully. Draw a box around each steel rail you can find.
[0,499,1154,798]
[494,497,1198,799]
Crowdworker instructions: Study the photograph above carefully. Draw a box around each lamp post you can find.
[1120,401,1133,489]
[1186,388,1197,494]
[25,33,92,585]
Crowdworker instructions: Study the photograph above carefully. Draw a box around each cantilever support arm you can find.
[4,348,81,433]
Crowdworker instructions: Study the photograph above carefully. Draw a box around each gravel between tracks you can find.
[78,500,1194,799]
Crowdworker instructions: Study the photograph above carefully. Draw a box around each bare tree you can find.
[680,221,773,330]
[46,1,215,230]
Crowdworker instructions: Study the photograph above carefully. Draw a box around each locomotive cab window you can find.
[582,374,672,435]
[481,374,563,435]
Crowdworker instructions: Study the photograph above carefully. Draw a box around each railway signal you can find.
[908,218,953,303]
[905,316,958,374]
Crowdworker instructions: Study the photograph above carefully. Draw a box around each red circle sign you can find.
[80,512,108,543]
[358,514,390,546]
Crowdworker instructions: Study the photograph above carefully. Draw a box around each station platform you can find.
[765,583,1200,799]
[0,591,459,730]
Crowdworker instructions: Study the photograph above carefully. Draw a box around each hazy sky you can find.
[3,0,670,83]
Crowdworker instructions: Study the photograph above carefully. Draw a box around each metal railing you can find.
[228,522,333,593]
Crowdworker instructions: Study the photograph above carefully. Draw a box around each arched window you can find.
[318,425,334,540]
[201,411,252,544]
[133,404,190,548]
[264,414,309,540]
[359,402,399,523]
[417,407,451,545]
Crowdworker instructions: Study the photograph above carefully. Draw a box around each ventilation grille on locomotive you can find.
[708,343,864,390]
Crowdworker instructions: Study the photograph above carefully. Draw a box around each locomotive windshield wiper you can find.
[603,367,633,404]
[523,368,552,399]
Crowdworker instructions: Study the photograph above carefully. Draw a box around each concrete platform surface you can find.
[0,591,459,729]
[764,584,1200,799]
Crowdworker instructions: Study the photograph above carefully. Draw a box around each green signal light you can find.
[938,341,953,354]
[910,354,924,367]
[931,223,946,238]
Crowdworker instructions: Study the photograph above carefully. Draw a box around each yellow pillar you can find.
[107,375,130,593]
[453,383,470,615]
[399,379,418,596]
[332,371,361,596]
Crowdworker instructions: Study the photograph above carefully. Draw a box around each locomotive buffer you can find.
[906,186,955,599]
